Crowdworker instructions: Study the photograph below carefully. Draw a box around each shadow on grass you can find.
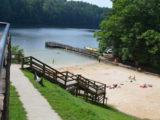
[86,100,119,112]
[87,101,143,120]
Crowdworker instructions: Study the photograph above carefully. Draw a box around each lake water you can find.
[11,28,99,67]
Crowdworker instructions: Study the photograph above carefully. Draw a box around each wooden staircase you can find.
[21,56,107,104]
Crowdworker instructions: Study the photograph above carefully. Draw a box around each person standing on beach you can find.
[97,56,101,63]
[52,59,54,64]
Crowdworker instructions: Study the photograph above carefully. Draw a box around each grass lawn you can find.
[22,69,139,120]
[9,84,27,120]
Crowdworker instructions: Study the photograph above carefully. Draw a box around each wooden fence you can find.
[22,56,107,104]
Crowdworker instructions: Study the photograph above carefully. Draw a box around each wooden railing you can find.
[22,56,107,104]
[22,56,76,88]
[0,22,11,120]
[77,75,106,94]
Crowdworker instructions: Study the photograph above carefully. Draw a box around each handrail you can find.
[22,56,107,104]
[24,56,69,81]
[27,56,76,81]
[23,56,106,92]
[0,22,10,71]
[78,75,105,86]
[30,56,59,72]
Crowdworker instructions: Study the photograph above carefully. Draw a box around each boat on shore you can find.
[84,47,99,52]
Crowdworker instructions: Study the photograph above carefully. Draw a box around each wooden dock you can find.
[45,42,99,58]
[21,56,107,104]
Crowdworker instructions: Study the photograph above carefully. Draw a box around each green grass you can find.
[9,84,27,120]
[22,69,139,120]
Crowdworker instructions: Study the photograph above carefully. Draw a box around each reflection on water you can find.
[11,28,98,67]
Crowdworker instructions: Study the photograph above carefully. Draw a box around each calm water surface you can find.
[11,28,99,67]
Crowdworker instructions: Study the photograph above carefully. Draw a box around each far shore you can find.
[57,61,160,120]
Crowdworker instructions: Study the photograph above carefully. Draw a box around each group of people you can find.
[107,74,153,90]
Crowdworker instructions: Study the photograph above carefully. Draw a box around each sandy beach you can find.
[57,61,160,120]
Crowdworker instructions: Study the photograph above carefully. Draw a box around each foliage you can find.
[95,0,160,69]
[9,84,27,120]
[0,0,110,28]
[11,45,23,55]
[11,45,24,63]
[22,69,139,120]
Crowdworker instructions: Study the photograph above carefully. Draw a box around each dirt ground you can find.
[57,62,160,120]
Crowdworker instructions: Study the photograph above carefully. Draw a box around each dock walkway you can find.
[45,42,99,58]
[11,64,62,120]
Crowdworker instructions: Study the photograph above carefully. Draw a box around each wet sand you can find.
[57,62,160,120]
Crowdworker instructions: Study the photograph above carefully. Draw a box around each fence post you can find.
[103,84,106,104]
[94,88,98,102]
[43,64,45,77]
[3,33,11,120]
[75,75,80,96]
[30,57,32,69]
[21,57,24,69]
[55,71,57,80]
[76,74,81,85]
[65,71,68,88]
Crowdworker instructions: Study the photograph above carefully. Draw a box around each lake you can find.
[11,28,99,67]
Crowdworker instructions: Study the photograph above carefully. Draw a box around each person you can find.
[98,56,101,63]
[52,59,54,64]
[114,58,118,63]
[138,67,141,71]
[135,61,141,71]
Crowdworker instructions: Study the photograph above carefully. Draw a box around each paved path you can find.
[10,64,62,120]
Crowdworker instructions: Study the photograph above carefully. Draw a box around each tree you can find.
[95,0,160,69]
[0,0,110,28]
[0,0,11,21]
[11,45,24,63]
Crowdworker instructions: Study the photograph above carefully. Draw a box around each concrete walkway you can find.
[10,64,62,120]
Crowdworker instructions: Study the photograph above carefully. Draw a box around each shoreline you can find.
[52,61,97,69]
[57,62,160,120]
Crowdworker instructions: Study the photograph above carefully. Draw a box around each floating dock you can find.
[45,42,99,58]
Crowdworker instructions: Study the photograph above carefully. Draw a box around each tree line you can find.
[95,0,160,70]
[0,0,110,28]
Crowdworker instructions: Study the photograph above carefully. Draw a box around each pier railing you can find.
[22,56,107,104]
[0,22,11,120]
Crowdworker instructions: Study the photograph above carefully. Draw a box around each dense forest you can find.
[0,0,110,28]
[95,0,160,70]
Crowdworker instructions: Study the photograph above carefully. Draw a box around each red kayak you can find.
[140,85,147,88]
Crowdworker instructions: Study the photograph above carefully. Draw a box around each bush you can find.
[11,45,24,64]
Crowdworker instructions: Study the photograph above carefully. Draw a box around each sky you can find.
[68,0,113,8]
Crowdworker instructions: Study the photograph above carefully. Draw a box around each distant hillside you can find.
[0,0,110,28]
